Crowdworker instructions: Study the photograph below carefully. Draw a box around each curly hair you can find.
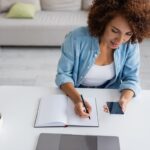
[88,0,150,43]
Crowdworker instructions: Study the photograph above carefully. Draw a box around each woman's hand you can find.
[103,104,109,113]
[74,100,92,118]
[119,89,134,112]
[103,89,134,113]
[119,98,130,112]
[103,98,130,113]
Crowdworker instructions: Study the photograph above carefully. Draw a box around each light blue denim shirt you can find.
[55,27,141,96]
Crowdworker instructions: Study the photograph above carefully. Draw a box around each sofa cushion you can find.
[82,0,93,10]
[0,11,88,46]
[0,0,41,12]
[6,2,36,19]
[41,0,81,11]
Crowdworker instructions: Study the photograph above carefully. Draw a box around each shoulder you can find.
[118,42,140,65]
[127,42,139,50]
[126,42,139,51]
[66,26,92,40]
[71,26,90,36]
[120,42,140,55]
[61,27,91,53]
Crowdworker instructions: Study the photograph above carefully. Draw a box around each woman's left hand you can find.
[119,98,130,113]
[103,98,130,113]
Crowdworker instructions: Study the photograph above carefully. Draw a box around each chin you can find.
[108,45,118,49]
[112,46,119,49]
[110,43,120,49]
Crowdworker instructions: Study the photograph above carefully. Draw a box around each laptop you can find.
[36,133,120,150]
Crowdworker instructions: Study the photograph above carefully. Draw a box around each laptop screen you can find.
[36,133,120,150]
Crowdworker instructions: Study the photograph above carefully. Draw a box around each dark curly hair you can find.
[88,0,150,43]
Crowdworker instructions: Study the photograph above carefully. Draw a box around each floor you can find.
[0,39,150,89]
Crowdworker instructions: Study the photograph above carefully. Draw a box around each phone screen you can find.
[107,102,124,114]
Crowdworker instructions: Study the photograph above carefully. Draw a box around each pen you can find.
[80,94,91,120]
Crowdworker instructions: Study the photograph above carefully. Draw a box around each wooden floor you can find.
[0,40,150,89]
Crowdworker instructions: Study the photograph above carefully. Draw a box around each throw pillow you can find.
[6,2,36,18]
[0,0,41,12]
[82,0,93,10]
[41,0,81,11]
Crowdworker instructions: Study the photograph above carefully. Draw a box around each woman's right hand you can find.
[74,100,92,118]
[60,83,92,118]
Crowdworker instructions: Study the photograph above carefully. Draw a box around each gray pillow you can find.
[0,0,41,12]
[41,0,82,11]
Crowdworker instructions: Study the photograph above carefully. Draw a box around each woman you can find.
[55,0,150,118]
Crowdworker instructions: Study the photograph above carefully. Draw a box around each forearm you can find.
[120,89,134,102]
[60,83,81,104]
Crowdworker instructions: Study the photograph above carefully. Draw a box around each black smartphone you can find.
[107,102,124,114]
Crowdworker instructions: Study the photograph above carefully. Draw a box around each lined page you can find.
[35,95,68,127]
[67,97,99,127]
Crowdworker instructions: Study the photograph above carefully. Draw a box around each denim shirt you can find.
[55,27,141,96]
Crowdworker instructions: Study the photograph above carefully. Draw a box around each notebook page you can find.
[35,95,68,126]
[67,97,99,127]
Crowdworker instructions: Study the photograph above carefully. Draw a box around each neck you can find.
[100,41,114,55]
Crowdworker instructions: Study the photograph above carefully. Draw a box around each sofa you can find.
[0,0,92,46]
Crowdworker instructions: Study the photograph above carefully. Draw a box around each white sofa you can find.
[0,0,91,46]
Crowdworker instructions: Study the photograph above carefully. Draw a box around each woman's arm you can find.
[119,43,141,97]
[60,83,92,117]
[119,89,134,112]
[60,82,81,104]
[118,43,141,112]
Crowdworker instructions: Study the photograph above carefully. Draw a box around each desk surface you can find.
[0,86,150,150]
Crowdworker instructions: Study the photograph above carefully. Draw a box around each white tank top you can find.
[81,62,115,87]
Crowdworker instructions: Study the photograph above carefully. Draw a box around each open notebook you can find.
[35,95,99,127]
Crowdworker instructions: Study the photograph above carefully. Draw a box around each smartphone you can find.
[107,102,124,114]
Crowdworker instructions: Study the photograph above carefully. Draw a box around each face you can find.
[101,15,133,49]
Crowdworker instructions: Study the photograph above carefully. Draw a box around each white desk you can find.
[0,86,150,150]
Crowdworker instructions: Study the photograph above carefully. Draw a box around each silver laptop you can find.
[36,133,120,150]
